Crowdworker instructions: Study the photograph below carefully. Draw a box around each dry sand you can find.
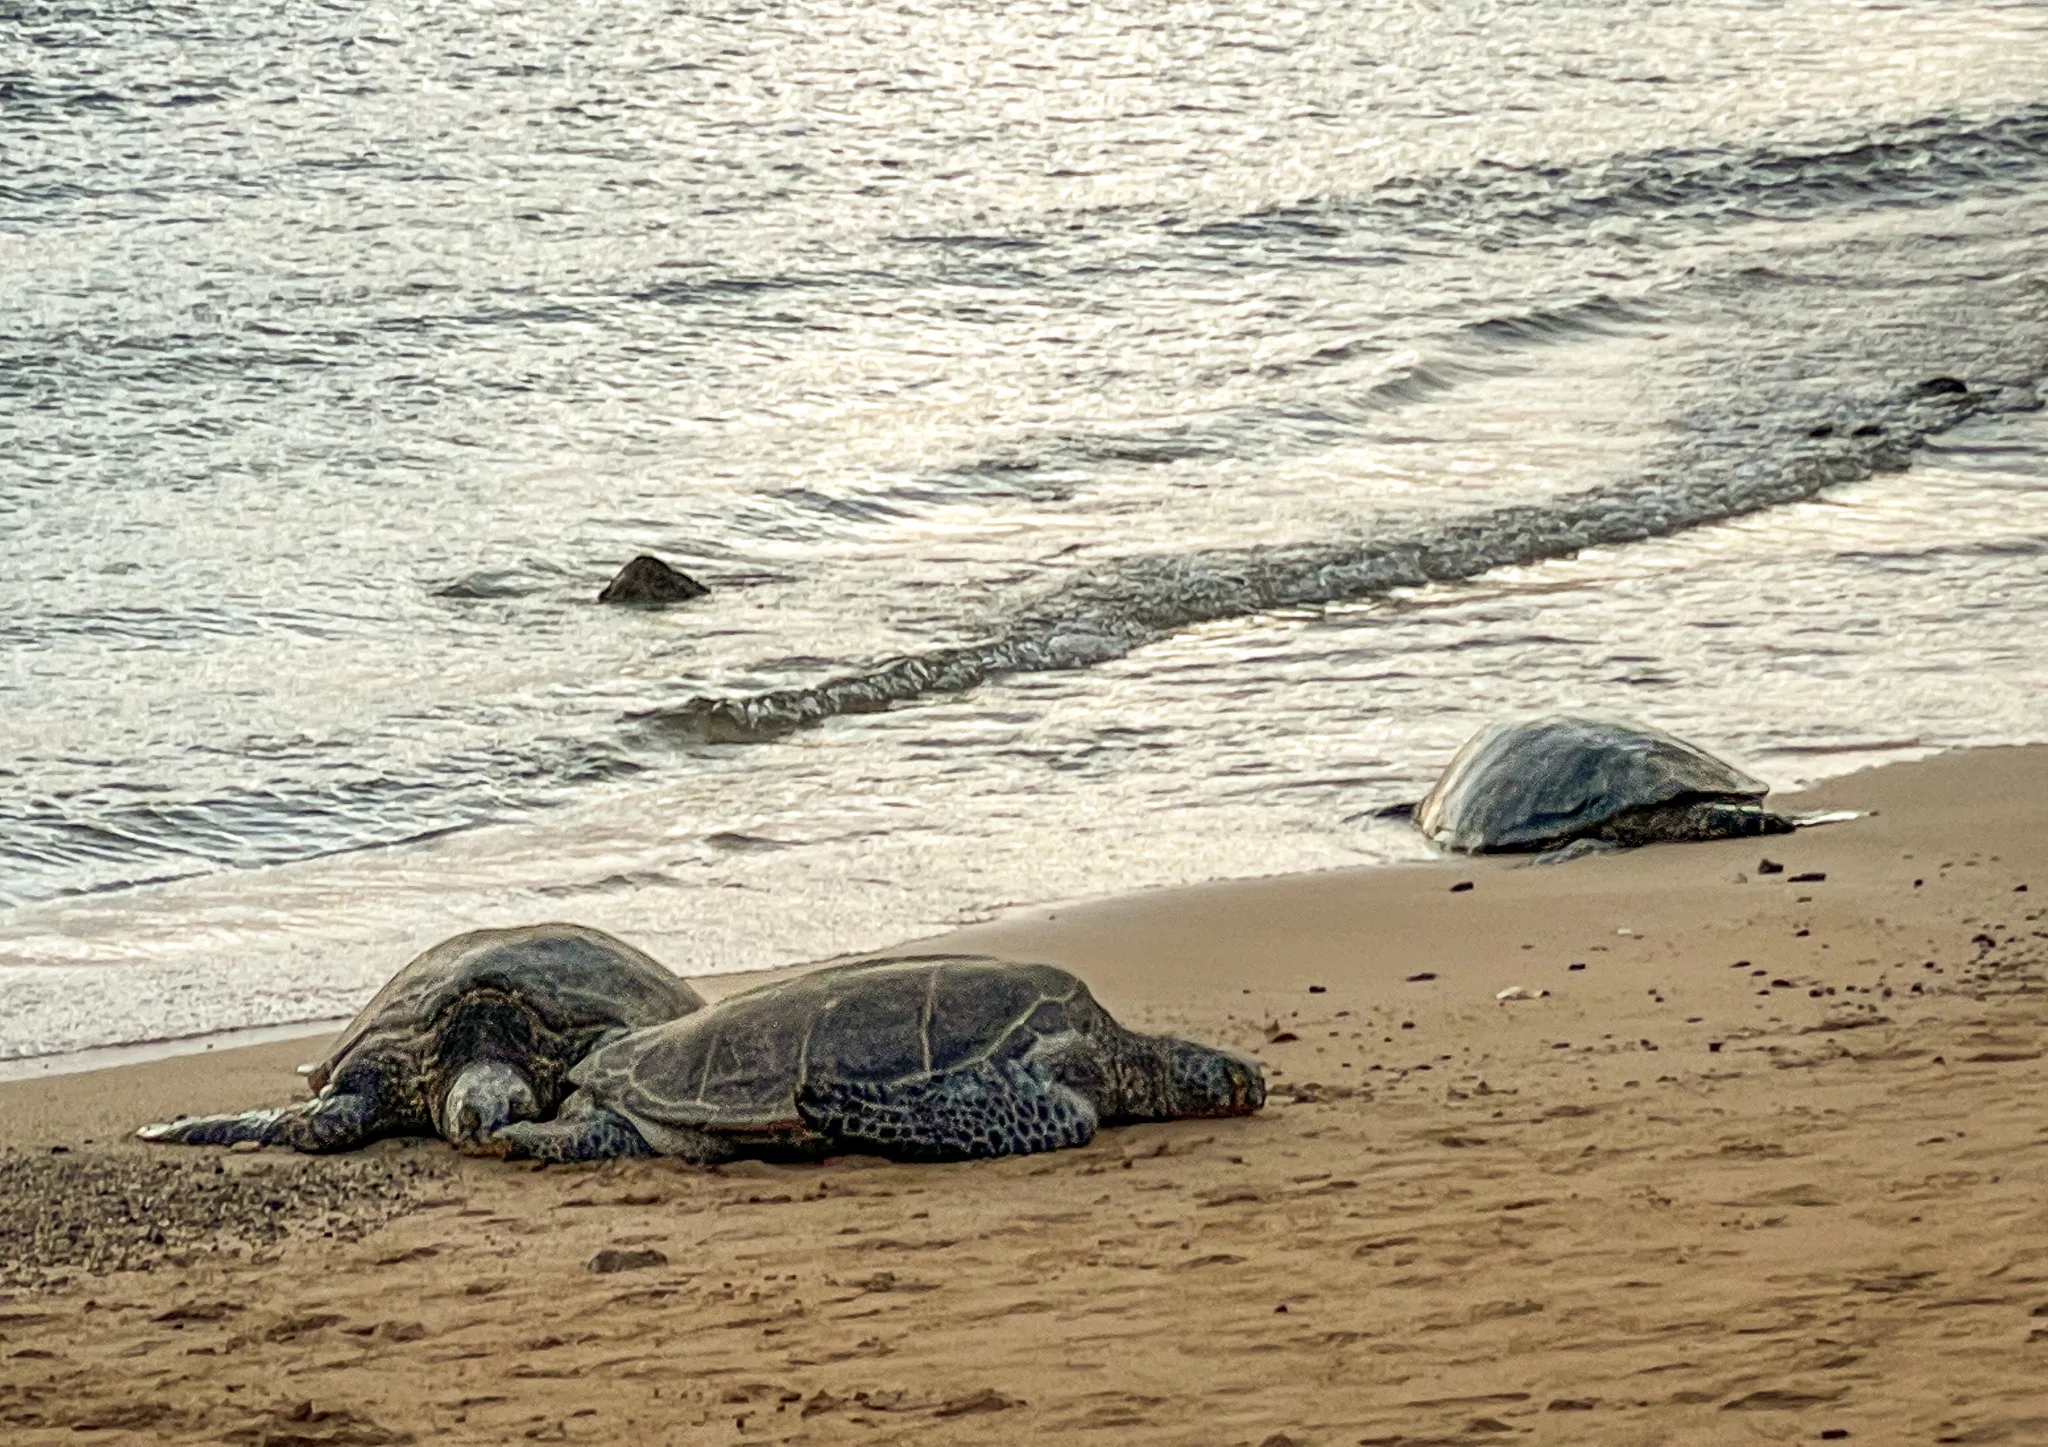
[3,746,2046,1445]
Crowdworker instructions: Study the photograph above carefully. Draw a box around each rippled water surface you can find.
[5,0,2048,1058]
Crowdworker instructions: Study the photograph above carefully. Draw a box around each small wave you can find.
[1836,535,2048,565]
[1174,104,2048,259]
[0,738,649,910]
[924,294,1655,494]
[636,380,2033,744]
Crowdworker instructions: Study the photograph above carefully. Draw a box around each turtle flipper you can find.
[489,1094,657,1163]
[798,1057,1098,1161]
[1596,800,1795,848]
[137,1093,377,1153]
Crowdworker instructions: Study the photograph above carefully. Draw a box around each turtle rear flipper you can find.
[489,1096,664,1163]
[136,1092,378,1152]
[1595,799,1795,848]
[798,1057,1098,1161]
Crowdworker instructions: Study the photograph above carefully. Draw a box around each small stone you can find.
[1758,858,1785,875]
[598,555,708,605]
[1789,871,1826,883]
[229,1141,264,1154]
[1405,972,1437,983]
[1450,880,1474,893]
[587,1247,668,1274]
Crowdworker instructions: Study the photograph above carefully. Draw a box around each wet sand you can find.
[3,746,2046,1445]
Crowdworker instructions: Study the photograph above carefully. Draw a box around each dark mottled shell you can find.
[1415,715,1769,853]
[309,923,705,1089]
[569,955,1105,1137]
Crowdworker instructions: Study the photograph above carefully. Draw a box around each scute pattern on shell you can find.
[1416,714,1770,853]
[569,955,1104,1136]
[311,923,704,1088]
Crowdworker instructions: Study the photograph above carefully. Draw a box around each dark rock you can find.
[1789,871,1826,883]
[932,1389,1023,1418]
[587,1246,668,1273]
[598,555,708,605]
[1757,858,1784,874]
[1450,880,1475,893]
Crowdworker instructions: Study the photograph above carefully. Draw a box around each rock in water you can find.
[598,555,708,605]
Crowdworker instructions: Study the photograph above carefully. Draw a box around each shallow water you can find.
[5,0,2048,1058]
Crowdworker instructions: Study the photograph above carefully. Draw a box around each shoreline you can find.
[0,741,2029,1139]
[3,743,2045,1443]
[0,735,1983,1088]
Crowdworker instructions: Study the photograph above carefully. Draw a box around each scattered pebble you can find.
[1495,986,1549,1003]
[1450,881,1475,893]
[1757,859,1785,875]
[588,1247,668,1274]
[1405,972,1437,983]
[0,1150,444,1289]
[1790,871,1827,883]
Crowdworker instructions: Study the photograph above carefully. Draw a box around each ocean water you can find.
[5,0,2048,1062]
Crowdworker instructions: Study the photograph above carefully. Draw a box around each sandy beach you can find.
[3,745,2046,1445]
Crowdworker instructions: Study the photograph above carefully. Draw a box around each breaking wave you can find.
[641,379,2042,743]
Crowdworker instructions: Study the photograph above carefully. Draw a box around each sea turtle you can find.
[488,954,1265,1164]
[1413,714,1795,854]
[137,923,705,1153]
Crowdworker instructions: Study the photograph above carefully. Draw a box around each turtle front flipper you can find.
[488,1091,661,1163]
[797,1057,1098,1161]
[137,1092,378,1153]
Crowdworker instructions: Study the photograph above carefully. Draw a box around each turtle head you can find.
[435,1060,543,1150]
[1157,1038,1266,1119]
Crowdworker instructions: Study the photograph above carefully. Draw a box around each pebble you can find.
[588,1247,669,1274]
[0,1150,443,1289]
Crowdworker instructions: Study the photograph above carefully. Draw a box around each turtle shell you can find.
[308,923,705,1090]
[568,955,1107,1145]
[1415,714,1769,853]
